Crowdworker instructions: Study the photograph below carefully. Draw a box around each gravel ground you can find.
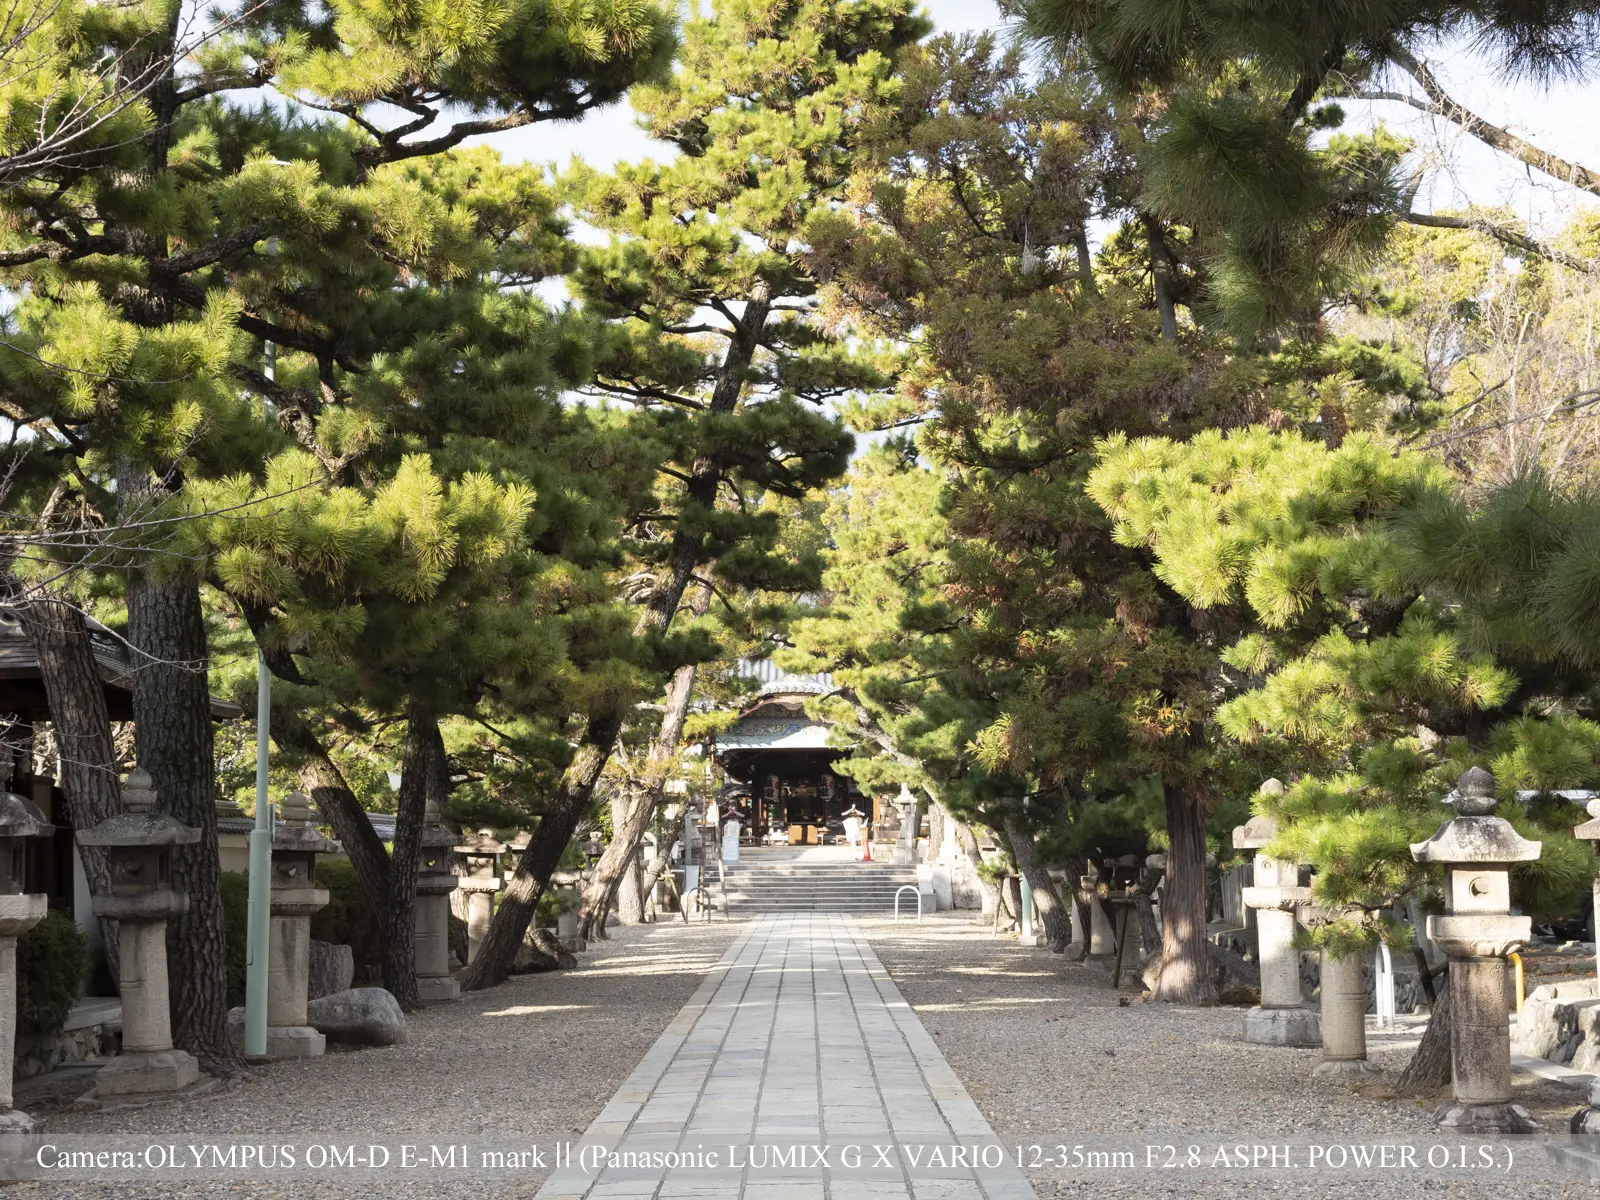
[856,912,1589,1199]
[16,913,1594,1199]
[14,919,740,1199]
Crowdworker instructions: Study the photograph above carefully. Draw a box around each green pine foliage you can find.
[1091,427,1599,940]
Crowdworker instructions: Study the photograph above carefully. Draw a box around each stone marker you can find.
[453,830,504,965]
[308,941,355,1000]
[265,792,339,1059]
[0,790,52,1131]
[414,799,460,1002]
[75,768,205,1103]
[307,988,407,1046]
[1081,865,1116,957]
[1235,781,1321,1047]
[1411,766,1540,1133]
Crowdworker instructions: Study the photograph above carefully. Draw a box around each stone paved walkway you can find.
[536,914,1035,1200]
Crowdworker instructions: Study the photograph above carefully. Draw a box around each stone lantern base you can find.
[1244,1005,1321,1047]
[1435,1100,1537,1134]
[0,1109,41,1134]
[266,1025,327,1059]
[83,1048,204,1106]
[417,976,460,1003]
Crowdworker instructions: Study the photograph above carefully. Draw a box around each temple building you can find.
[712,663,869,845]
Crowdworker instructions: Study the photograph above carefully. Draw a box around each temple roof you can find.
[715,716,835,751]
[0,607,241,722]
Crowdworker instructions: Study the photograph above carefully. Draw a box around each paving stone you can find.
[535,914,1035,1200]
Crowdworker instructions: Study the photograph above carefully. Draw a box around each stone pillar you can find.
[1235,785,1321,1047]
[0,790,52,1131]
[75,768,204,1103]
[1082,868,1116,956]
[893,783,917,866]
[266,792,338,1058]
[453,831,505,965]
[415,799,460,1003]
[1314,943,1378,1076]
[1410,766,1540,1133]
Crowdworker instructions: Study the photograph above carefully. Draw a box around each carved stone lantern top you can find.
[77,769,200,850]
[455,829,506,890]
[416,799,459,896]
[0,791,51,842]
[1411,769,1541,869]
[272,792,340,857]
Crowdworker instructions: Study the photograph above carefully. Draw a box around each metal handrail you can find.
[1375,942,1396,1028]
[894,884,923,922]
[681,885,711,923]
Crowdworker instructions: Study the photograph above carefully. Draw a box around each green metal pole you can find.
[244,326,278,1059]
[244,650,273,1057]
[1019,794,1034,940]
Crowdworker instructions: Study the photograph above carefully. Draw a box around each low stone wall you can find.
[14,1007,121,1082]
[1517,978,1600,1069]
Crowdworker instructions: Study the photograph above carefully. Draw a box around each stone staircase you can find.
[710,852,920,915]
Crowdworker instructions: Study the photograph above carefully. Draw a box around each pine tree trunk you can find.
[1063,854,1092,959]
[1154,779,1217,1005]
[579,588,708,940]
[1072,227,1097,296]
[459,712,623,991]
[19,595,123,961]
[1141,212,1180,343]
[616,847,645,925]
[269,706,392,931]
[125,572,245,1076]
[384,701,439,1011]
[1003,816,1070,950]
[1396,971,1453,1095]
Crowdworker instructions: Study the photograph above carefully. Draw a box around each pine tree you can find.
[0,0,676,1047]
[1018,0,1600,333]
[463,0,925,986]
[1090,426,1598,1079]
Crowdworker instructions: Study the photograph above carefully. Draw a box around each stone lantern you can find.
[0,790,51,1131]
[1235,781,1320,1047]
[1410,766,1540,1133]
[414,798,460,1003]
[266,792,339,1058]
[1573,800,1600,985]
[75,768,203,1102]
[1079,863,1116,957]
[454,830,504,964]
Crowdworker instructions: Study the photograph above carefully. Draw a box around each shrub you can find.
[309,859,383,984]
[17,911,88,1039]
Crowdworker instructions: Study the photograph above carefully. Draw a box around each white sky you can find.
[476,0,1600,232]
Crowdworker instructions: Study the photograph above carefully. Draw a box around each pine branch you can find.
[1386,45,1600,198]
[1402,210,1595,273]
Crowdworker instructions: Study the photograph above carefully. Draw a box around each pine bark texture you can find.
[1002,816,1070,950]
[1396,972,1453,1094]
[19,596,123,961]
[125,573,245,1075]
[1154,781,1217,1005]
[459,713,623,990]
[269,707,393,933]
[385,701,443,1011]
[579,583,710,939]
